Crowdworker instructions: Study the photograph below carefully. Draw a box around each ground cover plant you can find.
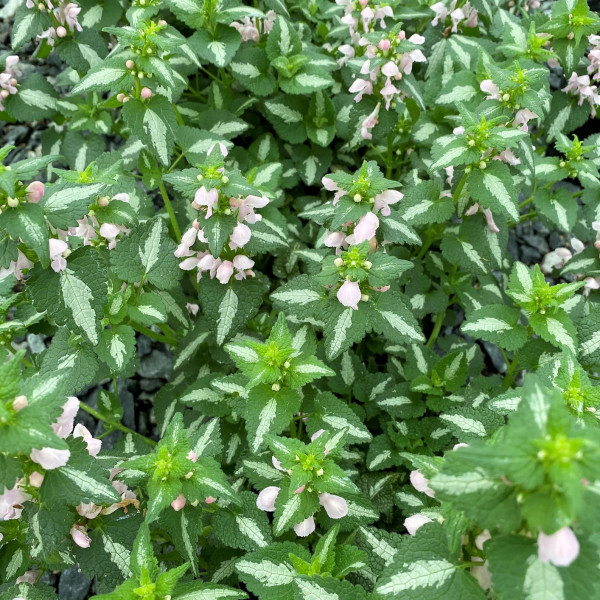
[2,0,600,598]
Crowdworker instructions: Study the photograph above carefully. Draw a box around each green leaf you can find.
[96,325,136,373]
[41,182,106,229]
[461,305,528,351]
[28,246,108,345]
[467,161,519,222]
[5,74,58,121]
[110,218,181,289]
[231,46,277,97]
[529,309,578,354]
[189,25,241,67]
[0,203,50,268]
[122,97,177,165]
[71,57,135,94]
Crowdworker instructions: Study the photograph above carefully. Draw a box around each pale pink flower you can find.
[453,443,469,451]
[0,250,33,280]
[322,177,346,204]
[207,143,228,157]
[216,260,234,284]
[337,279,362,310]
[27,181,44,203]
[431,2,448,26]
[206,496,216,504]
[229,222,251,249]
[480,80,501,100]
[186,302,199,316]
[352,212,379,243]
[294,485,306,494]
[450,7,465,31]
[374,5,394,28]
[338,44,355,67]
[349,78,373,102]
[538,528,580,567]
[77,502,102,519]
[495,148,520,166]
[311,429,325,441]
[374,190,402,216]
[484,209,500,233]
[410,470,435,498]
[53,396,80,438]
[70,524,91,548]
[230,17,260,42]
[294,515,316,537]
[540,248,572,274]
[233,254,255,280]
[404,513,432,535]
[49,238,68,272]
[0,485,30,520]
[99,223,126,250]
[187,450,198,462]
[256,486,280,512]
[471,559,492,590]
[73,424,101,457]
[237,194,269,224]
[319,493,348,519]
[30,447,70,470]
[324,231,346,249]
[361,103,380,140]
[171,493,187,511]
[272,456,285,471]
[192,187,219,217]
[58,3,82,31]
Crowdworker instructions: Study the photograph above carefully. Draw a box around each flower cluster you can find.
[230,10,276,42]
[562,72,600,116]
[32,1,83,46]
[0,55,20,112]
[430,1,478,33]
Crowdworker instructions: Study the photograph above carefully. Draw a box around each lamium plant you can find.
[1,0,600,599]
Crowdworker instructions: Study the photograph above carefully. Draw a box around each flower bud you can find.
[140,87,152,99]
[122,96,130,103]
[360,293,369,302]
[363,260,372,269]
[126,60,135,69]
[116,93,125,102]
[502,93,510,102]
[98,196,110,208]
[221,175,229,183]
[0,90,9,99]
[158,19,167,26]
[334,257,344,267]
[12,395,28,411]
[137,72,144,79]
[353,193,362,202]
[271,383,280,391]
[56,26,67,38]
[479,161,486,170]
[378,39,390,51]
[7,197,19,208]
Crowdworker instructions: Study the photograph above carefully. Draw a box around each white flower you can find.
[256,486,280,512]
[404,513,432,535]
[319,493,348,519]
[337,280,362,310]
[293,515,316,537]
[410,470,435,498]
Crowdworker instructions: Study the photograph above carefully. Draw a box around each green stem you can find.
[289,418,297,439]
[130,322,178,346]
[452,172,469,205]
[426,311,445,348]
[503,354,519,388]
[159,181,182,239]
[416,233,434,260]
[79,402,156,446]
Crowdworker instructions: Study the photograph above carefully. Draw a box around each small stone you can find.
[58,568,91,600]
[138,349,172,379]
[137,335,152,357]
[26,333,46,354]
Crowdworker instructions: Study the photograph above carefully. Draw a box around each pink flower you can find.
[431,2,448,26]
[319,493,348,519]
[293,515,315,537]
[70,524,91,548]
[229,222,251,249]
[30,448,70,470]
[404,513,432,535]
[483,209,500,233]
[77,502,102,519]
[256,486,280,512]
[352,212,379,243]
[207,142,228,157]
[495,148,520,166]
[410,470,435,498]
[216,260,234,284]
[0,250,32,280]
[73,424,101,457]
[374,5,394,28]
[230,17,260,42]
[337,279,362,310]
[49,238,68,272]
[0,485,30,520]
[192,187,219,218]
[538,528,580,567]
[58,3,82,31]
[272,456,285,471]
[29,472,44,487]
[232,194,269,224]
[349,78,373,102]
[311,429,325,441]
[186,302,199,316]
[361,103,380,140]
[171,493,187,511]
[206,496,216,504]
[480,80,501,100]
[324,231,346,249]
[374,190,403,216]
[99,223,126,249]
[233,254,255,280]
[27,181,44,203]
[53,396,80,438]
[187,450,198,462]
